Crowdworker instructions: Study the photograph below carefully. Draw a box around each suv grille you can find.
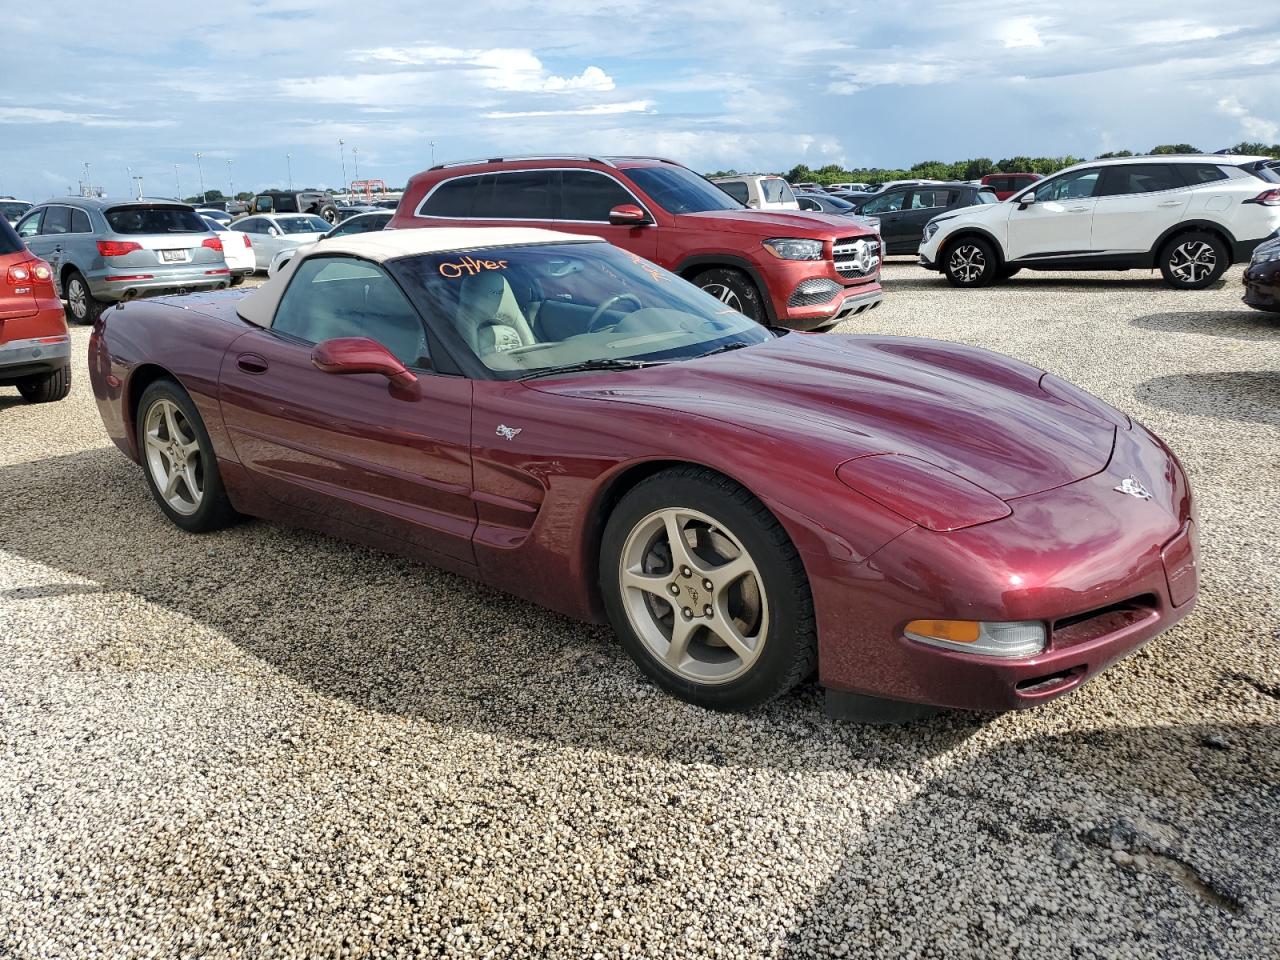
[833,236,880,276]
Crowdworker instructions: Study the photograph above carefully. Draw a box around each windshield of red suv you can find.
[389,241,769,378]
[625,166,744,214]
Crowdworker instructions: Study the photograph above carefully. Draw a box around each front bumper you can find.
[88,266,232,302]
[1242,259,1280,312]
[0,335,71,383]
[808,423,1198,713]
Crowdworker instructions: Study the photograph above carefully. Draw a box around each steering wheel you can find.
[586,293,643,333]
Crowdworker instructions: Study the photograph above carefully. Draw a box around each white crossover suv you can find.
[917,155,1280,289]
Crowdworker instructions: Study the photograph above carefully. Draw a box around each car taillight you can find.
[6,258,53,286]
[202,237,224,253]
[1245,189,1280,207]
[241,233,252,248]
[97,240,143,257]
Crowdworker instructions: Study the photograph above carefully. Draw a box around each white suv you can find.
[918,155,1280,289]
[711,174,800,210]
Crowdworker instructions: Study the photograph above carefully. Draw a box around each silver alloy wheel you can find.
[67,277,87,320]
[1169,240,1217,284]
[949,244,987,283]
[701,283,744,313]
[142,398,204,516]
[618,507,768,685]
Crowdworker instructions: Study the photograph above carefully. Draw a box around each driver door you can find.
[1005,167,1101,261]
[218,255,477,565]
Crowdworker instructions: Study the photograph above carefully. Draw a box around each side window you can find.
[559,171,636,221]
[479,170,556,220]
[421,176,481,218]
[1098,164,1185,197]
[272,257,431,368]
[862,190,907,214]
[41,206,72,235]
[1034,169,1101,202]
[910,189,951,210]
[1180,163,1229,186]
[718,181,750,204]
[16,211,43,238]
[797,196,821,211]
[70,208,92,233]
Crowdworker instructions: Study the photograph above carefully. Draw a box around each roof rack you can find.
[606,156,685,166]
[428,154,617,171]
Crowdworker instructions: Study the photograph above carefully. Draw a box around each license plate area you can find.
[159,249,189,263]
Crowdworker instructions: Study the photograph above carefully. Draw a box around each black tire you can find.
[318,203,339,225]
[135,379,239,533]
[600,466,816,711]
[943,237,999,288]
[63,269,105,325]
[692,267,767,322]
[229,275,246,287]
[16,363,71,403]
[1159,230,1229,290]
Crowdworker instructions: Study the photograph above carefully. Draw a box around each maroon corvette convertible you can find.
[89,227,1198,721]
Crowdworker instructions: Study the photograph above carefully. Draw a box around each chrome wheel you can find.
[142,398,204,516]
[618,507,768,685]
[1169,240,1217,284]
[948,244,987,283]
[67,277,87,320]
[701,283,744,313]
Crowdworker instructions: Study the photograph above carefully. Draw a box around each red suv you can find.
[1,216,70,403]
[980,172,1042,201]
[392,156,883,330]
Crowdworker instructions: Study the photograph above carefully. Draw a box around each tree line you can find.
[708,142,1280,187]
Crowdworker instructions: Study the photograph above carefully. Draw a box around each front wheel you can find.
[136,379,239,533]
[600,467,816,711]
[692,267,766,322]
[943,238,998,287]
[1160,231,1228,289]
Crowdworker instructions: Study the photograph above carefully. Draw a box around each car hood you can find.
[928,198,1009,228]
[530,334,1116,501]
[676,208,872,238]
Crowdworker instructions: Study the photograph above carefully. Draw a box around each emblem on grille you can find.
[495,424,523,441]
[1113,476,1152,500]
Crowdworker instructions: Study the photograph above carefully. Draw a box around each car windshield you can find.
[202,218,227,232]
[1,201,31,224]
[389,242,772,379]
[279,216,330,234]
[821,195,854,211]
[105,205,207,234]
[761,178,795,203]
[626,166,744,214]
[977,191,998,204]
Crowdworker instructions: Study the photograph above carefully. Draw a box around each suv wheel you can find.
[693,268,765,322]
[1160,231,1228,290]
[64,269,104,324]
[944,238,998,287]
[16,363,71,403]
[319,203,339,225]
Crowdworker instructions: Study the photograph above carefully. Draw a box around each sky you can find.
[1,0,1278,201]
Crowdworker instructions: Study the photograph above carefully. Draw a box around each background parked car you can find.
[827,182,871,193]
[14,198,231,323]
[246,190,340,224]
[0,215,69,402]
[851,182,997,254]
[1,198,33,225]
[227,213,331,271]
[197,207,233,226]
[711,174,800,210]
[1242,229,1280,313]
[335,203,383,221]
[201,216,255,285]
[266,210,393,277]
[981,172,1042,201]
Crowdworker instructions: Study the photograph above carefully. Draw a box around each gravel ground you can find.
[1,261,1277,959]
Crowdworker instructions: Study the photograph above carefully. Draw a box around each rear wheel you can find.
[692,267,766,322]
[16,363,71,403]
[1159,231,1228,290]
[600,467,816,711]
[944,238,998,287]
[64,269,105,325]
[229,275,245,287]
[136,379,239,533]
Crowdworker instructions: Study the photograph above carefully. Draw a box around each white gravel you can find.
[1,261,1277,958]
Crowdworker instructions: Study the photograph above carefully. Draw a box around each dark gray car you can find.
[14,198,231,323]
[851,182,997,255]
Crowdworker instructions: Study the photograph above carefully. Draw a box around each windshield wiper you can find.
[695,341,753,359]
[517,357,669,381]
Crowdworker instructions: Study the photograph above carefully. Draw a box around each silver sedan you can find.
[225,214,331,272]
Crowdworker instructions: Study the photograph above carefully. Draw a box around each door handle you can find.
[1066,206,1090,213]
[236,353,268,374]
[1158,200,1183,207]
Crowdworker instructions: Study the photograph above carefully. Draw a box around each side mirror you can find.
[608,204,651,226]
[311,337,419,396]
[1018,192,1037,209]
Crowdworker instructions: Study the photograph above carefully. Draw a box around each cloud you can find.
[483,100,655,119]
[1217,95,1279,144]
[0,107,175,128]
[998,17,1045,50]
[354,45,615,94]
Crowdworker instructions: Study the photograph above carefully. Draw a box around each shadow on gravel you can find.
[882,271,1204,292]
[1136,372,1280,426]
[1131,310,1279,341]
[783,720,1280,958]
[0,446,985,773]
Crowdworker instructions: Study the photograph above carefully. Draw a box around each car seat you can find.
[454,272,537,355]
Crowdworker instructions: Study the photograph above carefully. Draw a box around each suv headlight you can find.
[763,238,824,261]
[923,220,941,243]
[1252,242,1280,264]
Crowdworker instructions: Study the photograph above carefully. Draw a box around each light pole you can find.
[353,146,359,188]
[174,164,181,200]
[429,140,436,167]
[132,176,144,200]
[227,159,234,200]
[287,153,293,190]
[194,152,206,204]
[83,162,92,197]
[338,139,347,199]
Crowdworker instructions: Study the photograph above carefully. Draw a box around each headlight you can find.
[763,238,824,260]
[923,220,941,242]
[1252,243,1280,264]
[905,619,1047,658]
